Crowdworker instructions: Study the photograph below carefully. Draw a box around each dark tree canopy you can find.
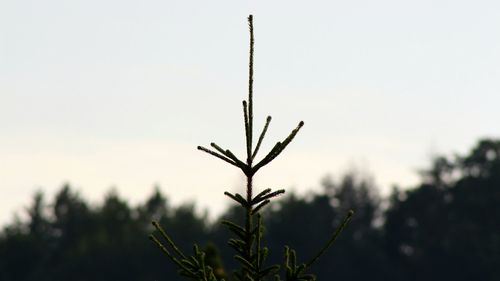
[385,138,500,281]
[0,138,499,281]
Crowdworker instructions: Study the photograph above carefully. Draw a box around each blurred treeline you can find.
[1,139,499,281]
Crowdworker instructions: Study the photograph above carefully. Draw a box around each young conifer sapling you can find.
[149,15,354,281]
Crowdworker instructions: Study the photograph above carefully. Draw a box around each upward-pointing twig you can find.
[305,210,354,268]
[252,116,272,160]
[247,15,255,165]
[197,146,239,168]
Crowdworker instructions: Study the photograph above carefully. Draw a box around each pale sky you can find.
[1,0,500,226]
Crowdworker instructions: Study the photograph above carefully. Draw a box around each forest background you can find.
[1,138,500,281]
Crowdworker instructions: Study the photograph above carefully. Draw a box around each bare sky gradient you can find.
[1,0,500,225]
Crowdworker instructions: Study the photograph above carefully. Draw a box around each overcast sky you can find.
[1,0,500,226]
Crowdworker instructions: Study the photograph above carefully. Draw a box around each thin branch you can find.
[197,146,240,168]
[252,142,282,173]
[152,221,187,260]
[305,210,354,268]
[210,142,247,168]
[252,116,272,160]
[149,235,176,263]
[150,234,196,276]
[221,220,247,240]
[252,188,272,203]
[251,199,270,215]
[248,15,255,164]
[224,191,249,207]
[256,214,262,268]
[252,121,304,173]
[280,121,304,149]
[243,100,251,162]
[210,142,230,157]
[254,189,285,204]
[224,149,248,170]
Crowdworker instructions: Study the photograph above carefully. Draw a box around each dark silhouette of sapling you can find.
[149,15,354,281]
